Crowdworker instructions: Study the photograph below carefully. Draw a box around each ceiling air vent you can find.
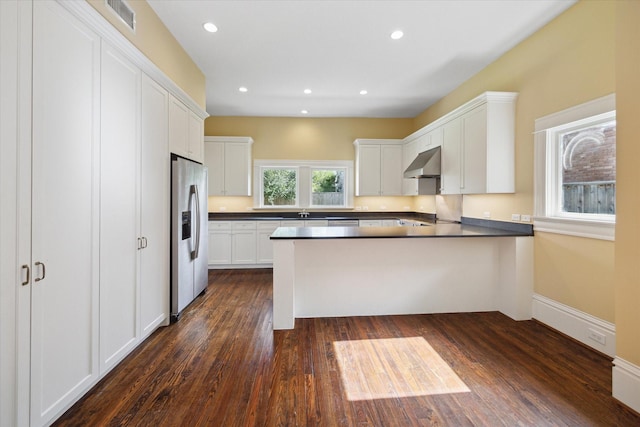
[106,0,136,32]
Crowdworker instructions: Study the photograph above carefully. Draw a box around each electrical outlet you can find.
[403,206,410,210]
[355,206,362,211]
[363,206,369,211]
[511,214,521,221]
[483,211,491,219]
[521,214,531,222]
[219,206,227,211]
[380,205,387,210]
[588,328,606,345]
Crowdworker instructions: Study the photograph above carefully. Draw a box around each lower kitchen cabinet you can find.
[257,221,281,264]
[232,221,257,264]
[359,219,382,227]
[208,221,232,265]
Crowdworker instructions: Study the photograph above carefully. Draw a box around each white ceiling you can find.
[147,0,575,118]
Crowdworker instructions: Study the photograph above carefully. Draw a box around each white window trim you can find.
[533,94,616,241]
[253,159,354,209]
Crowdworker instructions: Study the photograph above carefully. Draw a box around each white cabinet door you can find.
[380,144,403,196]
[140,74,170,338]
[205,142,225,196]
[355,144,381,196]
[208,221,232,265]
[187,110,203,163]
[168,94,189,158]
[461,104,488,194]
[232,222,257,264]
[225,142,252,196]
[257,221,280,264]
[99,41,140,374]
[402,139,419,195]
[359,219,382,227]
[31,2,100,424]
[304,220,329,226]
[441,118,462,194]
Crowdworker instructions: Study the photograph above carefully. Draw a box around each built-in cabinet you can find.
[2,1,207,425]
[204,136,253,196]
[209,220,272,266]
[100,61,171,378]
[353,139,403,196]
[169,94,204,162]
[403,92,517,195]
[29,3,101,423]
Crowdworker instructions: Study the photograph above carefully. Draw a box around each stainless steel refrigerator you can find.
[171,155,208,321]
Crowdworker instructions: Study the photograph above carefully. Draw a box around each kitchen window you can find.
[533,94,616,240]
[254,160,353,209]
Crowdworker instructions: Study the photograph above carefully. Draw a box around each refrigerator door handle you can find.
[190,184,200,260]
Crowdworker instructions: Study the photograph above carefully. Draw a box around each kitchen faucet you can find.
[298,209,309,218]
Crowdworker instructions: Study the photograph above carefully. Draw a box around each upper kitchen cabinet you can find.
[204,136,254,196]
[354,139,403,196]
[169,94,204,163]
[413,91,518,195]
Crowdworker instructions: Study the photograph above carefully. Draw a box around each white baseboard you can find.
[613,357,640,413]
[532,294,615,357]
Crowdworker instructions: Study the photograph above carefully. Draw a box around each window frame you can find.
[254,159,354,209]
[533,94,616,241]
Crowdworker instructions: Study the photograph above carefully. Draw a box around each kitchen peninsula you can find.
[271,218,533,330]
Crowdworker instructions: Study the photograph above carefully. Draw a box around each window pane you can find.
[561,120,616,214]
[312,169,345,206]
[263,168,297,206]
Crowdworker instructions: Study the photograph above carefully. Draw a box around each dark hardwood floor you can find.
[55,269,640,426]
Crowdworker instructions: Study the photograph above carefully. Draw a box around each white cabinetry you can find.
[359,219,381,227]
[410,92,517,195]
[354,139,403,196]
[208,221,232,265]
[169,94,204,162]
[30,2,101,424]
[402,139,419,195]
[257,221,281,264]
[204,136,253,196]
[232,221,257,264]
[99,49,170,375]
[99,41,140,374]
[139,75,170,339]
[441,119,462,194]
[4,1,206,425]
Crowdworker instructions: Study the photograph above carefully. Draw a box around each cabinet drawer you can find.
[232,221,257,231]
[209,221,231,231]
[257,221,280,231]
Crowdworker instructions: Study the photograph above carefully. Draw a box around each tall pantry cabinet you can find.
[30,2,101,425]
[0,1,205,425]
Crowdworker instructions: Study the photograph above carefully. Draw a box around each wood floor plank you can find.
[54,269,640,426]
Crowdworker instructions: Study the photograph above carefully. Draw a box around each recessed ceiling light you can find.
[203,22,218,33]
[239,87,248,93]
[301,110,308,114]
[360,90,368,95]
[390,30,404,40]
[304,89,312,94]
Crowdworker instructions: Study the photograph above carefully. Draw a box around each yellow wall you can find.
[205,116,419,212]
[413,0,617,323]
[86,0,206,108]
[614,0,640,366]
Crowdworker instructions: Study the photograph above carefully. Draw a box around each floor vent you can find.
[106,0,135,32]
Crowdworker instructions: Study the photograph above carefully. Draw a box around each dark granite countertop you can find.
[269,217,533,239]
[208,211,435,222]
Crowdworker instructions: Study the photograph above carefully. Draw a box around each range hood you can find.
[404,146,441,178]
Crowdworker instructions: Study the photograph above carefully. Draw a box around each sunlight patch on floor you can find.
[334,336,470,401]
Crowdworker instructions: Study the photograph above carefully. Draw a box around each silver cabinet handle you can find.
[142,237,148,248]
[34,261,45,282]
[137,237,142,250]
[21,264,30,286]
